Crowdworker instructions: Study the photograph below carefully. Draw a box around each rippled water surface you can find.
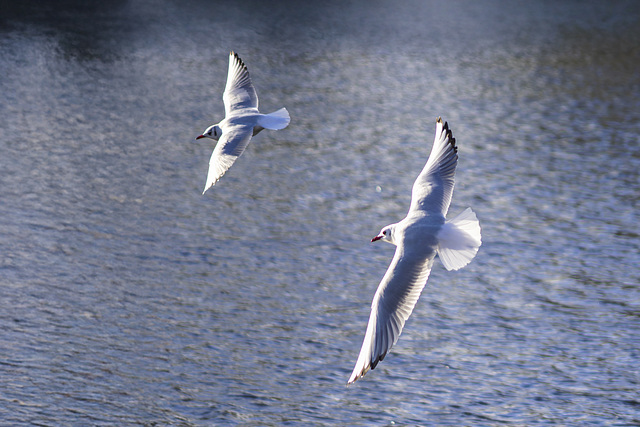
[1,0,639,425]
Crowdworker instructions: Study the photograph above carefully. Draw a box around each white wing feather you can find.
[203,126,253,194]
[409,117,458,216]
[348,247,434,384]
[223,51,258,115]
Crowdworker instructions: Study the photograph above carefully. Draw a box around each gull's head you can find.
[196,124,222,141]
[372,225,395,244]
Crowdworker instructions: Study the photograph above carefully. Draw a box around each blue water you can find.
[1,0,639,425]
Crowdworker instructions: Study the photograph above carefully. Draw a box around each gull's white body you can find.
[196,52,290,194]
[348,118,481,384]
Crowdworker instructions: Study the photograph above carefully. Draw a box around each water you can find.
[1,0,639,425]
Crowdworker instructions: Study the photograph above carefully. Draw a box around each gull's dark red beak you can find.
[371,235,383,242]
[195,135,206,140]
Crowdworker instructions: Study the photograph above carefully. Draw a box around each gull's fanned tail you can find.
[436,207,481,271]
[257,108,290,130]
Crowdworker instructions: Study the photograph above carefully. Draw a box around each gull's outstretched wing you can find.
[223,51,259,115]
[203,125,253,194]
[408,118,458,216]
[348,246,434,384]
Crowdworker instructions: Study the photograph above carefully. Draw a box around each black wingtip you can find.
[230,51,248,70]
[447,126,457,153]
[437,116,457,153]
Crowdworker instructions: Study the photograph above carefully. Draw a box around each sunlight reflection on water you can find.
[1,0,639,425]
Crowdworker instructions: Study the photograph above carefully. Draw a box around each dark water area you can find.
[1,0,639,425]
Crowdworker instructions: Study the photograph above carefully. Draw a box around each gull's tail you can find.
[257,107,290,130]
[436,207,482,271]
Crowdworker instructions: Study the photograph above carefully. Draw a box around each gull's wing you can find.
[223,51,259,115]
[408,117,458,216]
[348,246,434,384]
[202,125,253,194]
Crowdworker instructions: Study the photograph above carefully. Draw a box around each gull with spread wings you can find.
[348,118,481,384]
[196,52,290,194]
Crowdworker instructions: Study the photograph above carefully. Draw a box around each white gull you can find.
[348,117,481,384]
[196,51,290,194]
